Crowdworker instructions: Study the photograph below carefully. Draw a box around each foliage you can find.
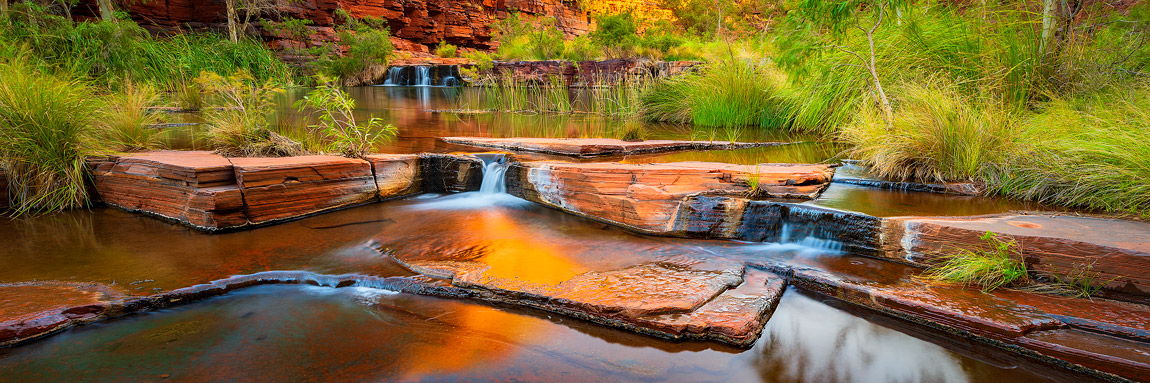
[0,4,293,89]
[642,57,791,129]
[0,58,98,215]
[493,13,566,61]
[196,70,302,157]
[435,41,457,58]
[316,22,395,81]
[98,81,164,152]
[590,13,639,58]
[294,75,397,158]
[923,232,1029,292]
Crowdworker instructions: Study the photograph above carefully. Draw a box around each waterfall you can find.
[475,154,508,194]
[381,67,403,86]
[777,221,844,252]
[440,75,458,87]
[416,66,432,87]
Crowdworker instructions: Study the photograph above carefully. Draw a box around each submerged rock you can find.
[0,282,125,347]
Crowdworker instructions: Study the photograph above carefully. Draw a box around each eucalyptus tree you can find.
[780,0,908,128]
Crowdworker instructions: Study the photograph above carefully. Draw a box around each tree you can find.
[97,0,114,21]
[225,0,280,43]
[782,0,908,127]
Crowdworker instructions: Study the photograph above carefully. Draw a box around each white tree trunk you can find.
[1041,0,1057,55]
[226,0,239,43]
[97,0,115,21]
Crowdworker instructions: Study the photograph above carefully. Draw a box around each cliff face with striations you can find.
[80,0,595,53]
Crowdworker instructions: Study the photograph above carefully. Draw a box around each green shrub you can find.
[435,41,457,58]
[0,58,99,215]
[590,13,639,58]
[317,23,395,81]
[295,75,397,158]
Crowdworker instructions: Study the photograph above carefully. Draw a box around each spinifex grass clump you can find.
[641,57,792,130]
[295,76,397,158]
[839,81,1017,183]
[0,59,98,215]
[99,82,165,152]
[923,232,1029,292]
[989,82,1150,217]
[196,71,303,157]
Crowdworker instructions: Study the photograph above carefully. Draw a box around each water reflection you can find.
[0,285,1068,383]
[755,292,969,383]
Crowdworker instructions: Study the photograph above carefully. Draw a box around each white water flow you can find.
[477,154,508,194]
[776,221,844,253]
[416,66,432,86]
[381,67,402,86]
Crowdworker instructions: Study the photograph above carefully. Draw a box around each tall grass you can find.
[197,71,303,157]
[989,83,1150,217]
[839,81,1018,182]
[923,232,1029,292]
[0,58,99,215]
[98,82,165,152]
[641,57,792,130]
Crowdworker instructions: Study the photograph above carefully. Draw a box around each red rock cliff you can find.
[78,0,591,53]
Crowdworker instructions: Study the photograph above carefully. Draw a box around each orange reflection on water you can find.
[470,210,587,286]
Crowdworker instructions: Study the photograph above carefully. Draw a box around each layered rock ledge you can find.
[90,151,483,231]
[506,160,836,235]
[442,137,792,157]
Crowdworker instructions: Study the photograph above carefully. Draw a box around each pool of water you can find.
[0,86,1094,382]
[0,284,1091,383]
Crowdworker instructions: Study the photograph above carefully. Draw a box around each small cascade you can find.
[416,66,432,86]
[440,75,459,87]
[776,221,845,252]
[475,153,508,194]
[381,67,403,86]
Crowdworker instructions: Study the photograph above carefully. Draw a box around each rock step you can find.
[89,151,482,231]
[442,137,792,157]
[753,260,1150,382]
[505,160,836,235]
[393,254,785,347]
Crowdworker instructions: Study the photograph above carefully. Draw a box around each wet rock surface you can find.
[887,214,1150,301]
[0,282,124,346]
[506,161,835,235]
[442,137,790,157]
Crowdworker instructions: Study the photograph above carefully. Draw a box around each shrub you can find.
[435,41,457,58]
[99,82,165,152]
[317,23,395,81]
[196,70,302,157]
[839,81,1018,182]
[0,58,99,215]
[590,13,639,58]
[641,58,792,129]
[294,75,397,158]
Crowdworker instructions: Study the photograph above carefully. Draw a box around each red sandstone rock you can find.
[490,59,700,86]
[886,214,1150,301]
[507,161,835,234]
[395,253,783,347]
[442,137,788,157]
[0,282,124,347]
[91,151,247,230]
[365,154,421,198]
[82,0,590,53]
[230,155,379,224]
[1018,329,1150,380]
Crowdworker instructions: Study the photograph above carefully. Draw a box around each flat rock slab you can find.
[395,254,782,347]
[0,282,124,346]
[89,151,475,231]
[507,161,835,235]
[889,214,1150,300]
[442,137,791,157]
[775,260,1150,381]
